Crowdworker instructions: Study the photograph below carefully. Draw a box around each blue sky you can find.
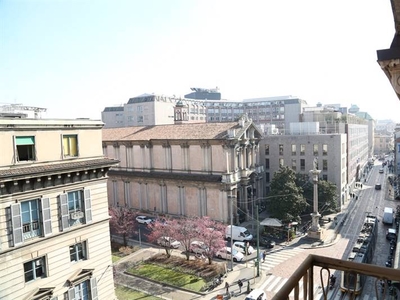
[1,0,398,121]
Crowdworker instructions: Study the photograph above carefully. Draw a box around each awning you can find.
[260,218,283,227]
[16,136,35,145]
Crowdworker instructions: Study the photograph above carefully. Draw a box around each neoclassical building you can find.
[0,118,118,300]
[103,115,264,224]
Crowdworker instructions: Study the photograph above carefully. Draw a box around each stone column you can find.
[308,159,324,240]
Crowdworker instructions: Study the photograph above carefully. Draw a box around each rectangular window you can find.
[300,144,305,156]
[291,144,296,156]
[291,159,296,171]
[265,158,269,169]
[265,144,269,155]
[60,189,92,231]
[138,116,143,123]
[279,144,284,156]
[10,198,52,246]
[323,160,328,171]
[21,199,40,239]
[322,175,328,181]
[300,159,305,171]
[24,257,46,282]
[68,278,98,300]
[70,241,87,262]
[63,135,78,157]
[72,280,89,300]
[15,136,36,161]
[313,144,318,156]
[279,158,284,167]
[322,144,328,156]
[265,172,270,183]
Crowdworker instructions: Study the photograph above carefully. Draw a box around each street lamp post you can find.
[256,204,260,277]
[229,195,234,271]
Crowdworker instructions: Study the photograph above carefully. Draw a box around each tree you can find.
[109,207,137,246]
[268,166,308,223]
[296,174,338,215]
[146,217,181,258]
[174,217,200,261]
[196,217,226,265]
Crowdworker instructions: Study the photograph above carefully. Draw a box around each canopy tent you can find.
[260,218,283,227]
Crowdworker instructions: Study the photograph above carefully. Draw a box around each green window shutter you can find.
[16,136,35,145]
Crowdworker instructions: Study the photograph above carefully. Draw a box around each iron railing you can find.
[272,254,400,300]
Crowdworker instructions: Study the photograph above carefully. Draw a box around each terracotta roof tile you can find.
[102,122,240,141]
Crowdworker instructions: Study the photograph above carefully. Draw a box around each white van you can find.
[245,289,267,300]
[226,225,253,242]
[383,207,394,225]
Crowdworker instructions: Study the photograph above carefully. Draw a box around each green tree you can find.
[296,174,338,215]
[268,166,308,223]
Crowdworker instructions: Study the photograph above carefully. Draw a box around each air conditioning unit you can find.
[70,211,84,220]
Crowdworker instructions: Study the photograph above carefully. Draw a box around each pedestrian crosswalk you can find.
[258,246,304,274]
[256,247,320,299]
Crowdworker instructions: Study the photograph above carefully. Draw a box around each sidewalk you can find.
[112,218,342,300]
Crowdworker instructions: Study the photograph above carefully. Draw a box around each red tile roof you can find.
[102,122,240,141]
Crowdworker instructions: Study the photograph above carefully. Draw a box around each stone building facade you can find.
[102,115,264,224]
[0,118,117,300]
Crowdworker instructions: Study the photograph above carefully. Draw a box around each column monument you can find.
[308,158,324,240]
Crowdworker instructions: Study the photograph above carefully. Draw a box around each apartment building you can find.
[260,130,347,208]
[101,93,307,132]
[302,105,370,193]
[374,133,394,156]
[0,118,118,300]
[102,94,207,128]
[102,114,264,224]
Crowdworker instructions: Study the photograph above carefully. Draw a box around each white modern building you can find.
[102,93,308,132]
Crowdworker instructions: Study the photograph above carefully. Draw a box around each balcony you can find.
[221,171,240,184]
[272,254,400,300]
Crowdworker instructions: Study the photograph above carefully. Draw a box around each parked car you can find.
[379,168,384,173]
[233,241,254,255]
[261,238,276,248]
[157,236,181,249]
[190,241,209,255]
[375,183,382,190]
[245,288,267,300]
[215,247,244,262]
[136,215,154,225]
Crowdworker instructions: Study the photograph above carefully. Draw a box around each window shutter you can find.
[41,197,52,236]
[60,194,70,231]
[90,277,98,300]
[84,189,92,223]
[67,287,76,300]
[10,203,23,246]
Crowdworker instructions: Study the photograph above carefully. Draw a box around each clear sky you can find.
[1,0,399,121]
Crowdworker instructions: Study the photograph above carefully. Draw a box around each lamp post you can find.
[256,204,260,277]
[229,194,234,271]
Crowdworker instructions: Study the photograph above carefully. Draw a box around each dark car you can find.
[261,238,276,248]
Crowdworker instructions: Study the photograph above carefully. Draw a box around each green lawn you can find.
[115,285,162,300]
[112,255,122,263]
[127,263,206,292]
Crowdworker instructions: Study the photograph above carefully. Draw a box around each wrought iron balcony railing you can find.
[272,254,400,300]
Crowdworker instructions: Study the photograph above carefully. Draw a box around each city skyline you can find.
[1,0,399,122]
